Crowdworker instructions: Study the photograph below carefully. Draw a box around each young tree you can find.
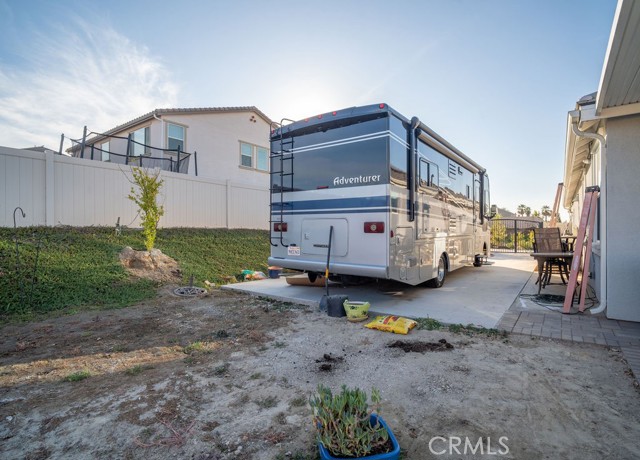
[490,212,506,249]
[128,167,165,252]
[517,204,527,217]
[524,206,531,217]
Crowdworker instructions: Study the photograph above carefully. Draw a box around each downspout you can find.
[570,112,606,314]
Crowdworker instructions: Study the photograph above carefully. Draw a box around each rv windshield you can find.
[271,116,389,192]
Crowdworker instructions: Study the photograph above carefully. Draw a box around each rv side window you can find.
[389,115,408,186]
[483,174,491,216]
[418,140,448,189]
[419,159,439,188]
[419,159,429,189]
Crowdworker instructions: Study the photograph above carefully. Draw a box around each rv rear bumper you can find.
[267,257,388,279]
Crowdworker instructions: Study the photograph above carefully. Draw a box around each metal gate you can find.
[490,219,543,253]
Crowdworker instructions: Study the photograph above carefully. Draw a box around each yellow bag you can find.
[364,315,417,335]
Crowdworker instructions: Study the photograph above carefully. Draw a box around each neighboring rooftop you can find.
[71,106,273,149]
[22,145,57,153]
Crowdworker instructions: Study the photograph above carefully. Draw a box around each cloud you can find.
[0,18,178,150]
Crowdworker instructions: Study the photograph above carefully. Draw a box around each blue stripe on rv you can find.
[271,196,389,213]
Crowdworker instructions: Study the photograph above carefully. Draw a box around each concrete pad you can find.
[222,253,535,328]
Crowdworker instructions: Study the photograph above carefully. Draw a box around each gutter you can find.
[569,110,607,315]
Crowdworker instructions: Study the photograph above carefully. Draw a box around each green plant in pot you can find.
[310,384,400,460]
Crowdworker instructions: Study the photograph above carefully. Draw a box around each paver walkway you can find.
[497,269,640,384]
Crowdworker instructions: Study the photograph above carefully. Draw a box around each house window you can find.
[131,126,150,156]
[239,142,269,171]
[240,142,253,167]
[167,123,185,152]
[256,147,268,171]
[101,141,110,162]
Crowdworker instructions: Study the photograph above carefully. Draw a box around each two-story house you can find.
[70,106,272,188]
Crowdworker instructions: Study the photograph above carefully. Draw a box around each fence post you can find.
[45,150,55,226]
[514,219,518,253]
[90,144,94,160]
[226,179,232,229]
[58,134,64,155]
[126,133,131,165]
[194,151,198,176]
[80,125,87,158]
[176,145,181,173]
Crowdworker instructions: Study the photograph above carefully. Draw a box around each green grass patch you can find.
[448,323,508,338]
[64,370,91,382]
[125,365,154,376]
[289,396,307,407]
[415,317,443,330]
[415,317,508,338]
[213,363,230,376]
[256,395,278,409]
[0,227,269,321]
[183,341,206,354]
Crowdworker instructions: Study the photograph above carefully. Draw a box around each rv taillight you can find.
[317,114,323,119]
[274,222,288,232]
[364,222,384,234]
[379,103,385,109]
[332,111,337,116]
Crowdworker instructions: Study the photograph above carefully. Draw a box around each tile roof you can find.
[76,106,273,148]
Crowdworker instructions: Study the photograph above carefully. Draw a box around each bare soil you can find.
[1,288,639,460]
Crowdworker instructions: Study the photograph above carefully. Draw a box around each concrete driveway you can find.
[222,253,534,328]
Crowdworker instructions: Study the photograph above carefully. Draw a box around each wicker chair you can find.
[533,228,570,287]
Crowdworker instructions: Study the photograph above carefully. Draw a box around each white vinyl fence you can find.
[0,146,268,229]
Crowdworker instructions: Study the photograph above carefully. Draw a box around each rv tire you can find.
[427,254,447,288]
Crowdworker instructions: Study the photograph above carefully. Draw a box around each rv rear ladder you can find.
[269,120,295,247]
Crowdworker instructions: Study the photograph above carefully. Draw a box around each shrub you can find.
[128,167,164,252]
[310,385,389,458]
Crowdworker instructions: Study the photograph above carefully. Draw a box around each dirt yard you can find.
[1,288,639,460]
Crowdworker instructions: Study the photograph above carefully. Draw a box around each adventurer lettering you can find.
[333,175,381,186]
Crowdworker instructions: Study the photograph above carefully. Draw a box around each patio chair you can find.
[533,228,570,287]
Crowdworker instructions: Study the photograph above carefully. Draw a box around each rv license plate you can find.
[288,246,301,256]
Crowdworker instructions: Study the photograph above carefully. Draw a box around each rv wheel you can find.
[427,254,447,288]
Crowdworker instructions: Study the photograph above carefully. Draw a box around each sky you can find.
[0,0,618,216]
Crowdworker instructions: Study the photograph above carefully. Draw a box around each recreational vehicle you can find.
[268,103,493,287]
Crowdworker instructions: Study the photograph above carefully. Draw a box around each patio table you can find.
[530,252,574,295]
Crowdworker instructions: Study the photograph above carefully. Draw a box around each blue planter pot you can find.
[318,414,400,460]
